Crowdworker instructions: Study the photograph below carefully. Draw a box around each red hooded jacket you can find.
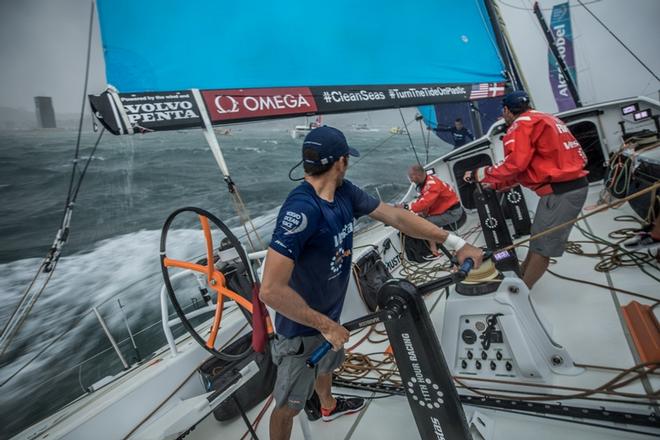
[409,175,460,216]
[474,110,588,196]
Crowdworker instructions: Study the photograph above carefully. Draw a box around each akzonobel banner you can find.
[548,2,577,112]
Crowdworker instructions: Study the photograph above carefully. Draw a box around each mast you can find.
[484,0,526,92]
[532,2,582,108]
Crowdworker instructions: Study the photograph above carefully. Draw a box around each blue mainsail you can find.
[91,0,508,133]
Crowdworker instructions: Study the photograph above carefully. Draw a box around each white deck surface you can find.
[13,184,659,440]
[189,184,659,439]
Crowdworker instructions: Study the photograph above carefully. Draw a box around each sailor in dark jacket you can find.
[434,118,474,148]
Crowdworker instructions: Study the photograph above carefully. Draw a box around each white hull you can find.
[290,126,310,140]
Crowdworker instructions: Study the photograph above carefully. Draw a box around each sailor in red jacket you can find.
[464,91,588,289]
[402,164,465,255]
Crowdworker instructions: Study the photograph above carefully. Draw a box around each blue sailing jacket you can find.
[436,126,474,148]
[269,179,379,337]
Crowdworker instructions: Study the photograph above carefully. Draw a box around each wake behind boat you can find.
[2,1,659,439]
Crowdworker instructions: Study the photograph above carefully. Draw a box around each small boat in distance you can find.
[214,127,232,136]
[290,115,322,139]
[389,126,408,135]
[352,123,379,132]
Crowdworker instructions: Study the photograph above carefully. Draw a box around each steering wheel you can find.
[160,206,265,361]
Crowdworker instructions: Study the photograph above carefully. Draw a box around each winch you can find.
[455,258,502,296]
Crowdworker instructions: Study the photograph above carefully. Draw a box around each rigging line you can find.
[573,222,660,283]
[71,128,105,201]
[575,0,659,82]
[0,259,47,339]
[0,259,60,358]
[419,118,430,164]
[546,269,658,302]
[496,0,602,12]
[0,5,97,344]
[0,309,93,389]
[503,180,660,252]
[520,0,563,69]
[348,115,419,169]
[0,129,106,357]
[62,1,96,218]
[576,217,660,274]
[398,108,422,166]
[475,0,508,69]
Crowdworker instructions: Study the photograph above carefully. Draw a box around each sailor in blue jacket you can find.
[434,118,474,148]
[260,126,483,440]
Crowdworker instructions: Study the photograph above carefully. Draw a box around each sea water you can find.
[0,124,450,437]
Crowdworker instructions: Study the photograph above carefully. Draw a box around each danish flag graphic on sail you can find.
[469,83,506,100]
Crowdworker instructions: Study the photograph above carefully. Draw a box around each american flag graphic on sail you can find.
[469,82,506,100]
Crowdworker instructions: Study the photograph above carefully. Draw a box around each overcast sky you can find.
[0,0,658,115]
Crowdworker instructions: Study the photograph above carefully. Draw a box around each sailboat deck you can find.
[188,184,658,439]
[12,185,658,440]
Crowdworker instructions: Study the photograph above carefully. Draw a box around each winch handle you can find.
[306,309,394,368]
[458,258,474,277]
[306,341,332,368]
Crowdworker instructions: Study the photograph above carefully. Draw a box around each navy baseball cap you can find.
[502,91,530,112]
[302,126,360,165]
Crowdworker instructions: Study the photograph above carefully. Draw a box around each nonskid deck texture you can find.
[188,184,659,440]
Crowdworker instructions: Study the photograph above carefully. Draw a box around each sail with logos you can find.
[89,0,511,135]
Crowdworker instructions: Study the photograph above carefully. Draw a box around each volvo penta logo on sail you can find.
[118,92,202,130]
[202,87,318,122]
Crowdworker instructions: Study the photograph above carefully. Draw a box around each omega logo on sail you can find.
[213,95,240,114]
[214,94,311,114]
[203,87,318,121]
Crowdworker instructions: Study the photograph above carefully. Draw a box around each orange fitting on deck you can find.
[621,301,660,364]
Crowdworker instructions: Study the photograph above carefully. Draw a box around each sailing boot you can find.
[321,397,366,421]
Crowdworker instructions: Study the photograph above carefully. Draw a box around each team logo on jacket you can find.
[330,249,352,278]
[282,211,307,235]
[329,222,354,278]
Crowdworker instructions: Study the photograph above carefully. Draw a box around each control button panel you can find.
[455,314,516,377]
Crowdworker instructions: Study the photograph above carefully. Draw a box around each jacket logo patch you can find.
[282,211,308,235]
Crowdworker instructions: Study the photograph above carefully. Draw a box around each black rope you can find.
[398,108,423,166]
[61,1,96,223]
[575,0,659,82]
[0,3,99,356]
[71,129,105,201]
[0,309,93,388]
[497,0,601,12]
[349,115,419,168]
[573,222,660,283]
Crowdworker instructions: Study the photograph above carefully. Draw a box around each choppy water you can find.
[0,122,450,438]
